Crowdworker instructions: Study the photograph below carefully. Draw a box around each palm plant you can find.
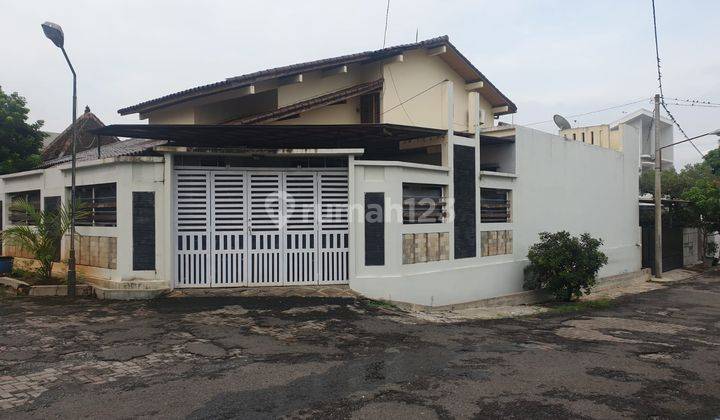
[1,199,85,282]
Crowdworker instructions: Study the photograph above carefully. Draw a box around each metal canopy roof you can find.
[91,123,447,154]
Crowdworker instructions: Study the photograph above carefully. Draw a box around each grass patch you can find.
[546,298,614,314]
[363,299,399,311]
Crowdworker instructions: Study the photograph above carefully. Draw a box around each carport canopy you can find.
[91,123,447,156]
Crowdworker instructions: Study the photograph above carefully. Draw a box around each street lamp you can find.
[42,21,78,297]
[653,102,720,278]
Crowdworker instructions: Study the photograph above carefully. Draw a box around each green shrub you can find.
[1,199,86,283]
[524,231,608,302]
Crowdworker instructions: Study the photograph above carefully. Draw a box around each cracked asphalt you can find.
[1,271,720,419]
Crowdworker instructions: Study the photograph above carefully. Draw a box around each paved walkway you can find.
[1,271,719,418]
[409,268,700,322]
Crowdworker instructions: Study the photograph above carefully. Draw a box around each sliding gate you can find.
[173,169,349,287]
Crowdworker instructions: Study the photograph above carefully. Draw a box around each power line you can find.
[651,0,704,157]
[667,97,720,106]
[522,98,650,127]
[387,65,415,125]
[382,0,390,48]
[665,102,720,109]
[381,79,448,116]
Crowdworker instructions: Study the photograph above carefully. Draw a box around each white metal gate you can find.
[173,168,349,288]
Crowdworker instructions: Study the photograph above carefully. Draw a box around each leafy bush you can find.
[1,199,86,283]
[524,231,608,302]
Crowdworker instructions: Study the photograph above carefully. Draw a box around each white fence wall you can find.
[351,126,642,306]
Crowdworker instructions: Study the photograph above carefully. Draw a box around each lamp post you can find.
[42,21,78,297]
[653,107,720,279]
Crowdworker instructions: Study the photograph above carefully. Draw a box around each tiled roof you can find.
[118,36,515,116]
[42,107,119,161]
[38,138,165,168]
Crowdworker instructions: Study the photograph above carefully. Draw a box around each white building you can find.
[611,109,674,170]
[560,109,675,171]
[0,36,643,305]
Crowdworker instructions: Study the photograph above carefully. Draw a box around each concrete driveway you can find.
[1,271,719,419]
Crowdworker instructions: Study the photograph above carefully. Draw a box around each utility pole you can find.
[653,94,662,278]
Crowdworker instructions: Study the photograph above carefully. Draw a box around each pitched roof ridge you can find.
[118,36,450,115]
[224,36,448,83]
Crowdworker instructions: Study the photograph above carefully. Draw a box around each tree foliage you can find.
[0,86,44,175]
[524,231,608,302]
[639,163,711,199]
[639,148,720,239]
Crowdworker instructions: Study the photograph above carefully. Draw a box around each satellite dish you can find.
[553,114,571,130]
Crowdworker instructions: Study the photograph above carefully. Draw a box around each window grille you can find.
[481,188,511,223]
[402,183,445,224]
[9,190,41,225]
[75,183,117,227]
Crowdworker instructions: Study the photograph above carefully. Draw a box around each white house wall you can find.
[350,126,641,307]
[380,49,494,131]
[0,159,167,285]
[142,49,498,131]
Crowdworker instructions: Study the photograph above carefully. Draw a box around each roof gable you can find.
[41,107,120,161]
[118,36,515,116]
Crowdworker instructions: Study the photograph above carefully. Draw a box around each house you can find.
[560,109,675,170]
[41,106,120,162]
[0,36,643,305]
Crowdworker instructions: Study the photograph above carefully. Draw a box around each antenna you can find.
[553,114,571,130]
[383,0,390,47]
[415,28,418,42]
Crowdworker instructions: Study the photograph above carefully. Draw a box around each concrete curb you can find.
[93,287,170,300]
[0,277,30,291]
[1,276,94,297]
[28,284,94,297]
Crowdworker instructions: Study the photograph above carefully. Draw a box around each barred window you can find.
[9,190,41,225]
[403,183,445,224]
[481,188,511,223]
[75,183,117,227]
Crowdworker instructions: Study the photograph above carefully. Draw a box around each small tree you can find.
[1,199,82,283]
[524,231,608,302]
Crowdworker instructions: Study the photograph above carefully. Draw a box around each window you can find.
[74,183,117,227]
[402,183,445,224]
[572,133,576,140]
[360,93,380,123]
[591,131,595,144]
[9,190,40,225]
[581,132,586,142]
[481,188,511,223]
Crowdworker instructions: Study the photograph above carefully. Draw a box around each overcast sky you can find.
[2,0,719,169]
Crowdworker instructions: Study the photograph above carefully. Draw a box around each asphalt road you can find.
[1,271,720,419]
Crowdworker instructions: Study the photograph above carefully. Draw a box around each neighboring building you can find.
[41,132,60,149]
[0,36,642,305]
[41,106,120,162]
[559,124,619,151]
[560,109,674,170]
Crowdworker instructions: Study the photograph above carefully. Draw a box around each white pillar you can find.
[445,80,455,260]
[162,153,174,288]
[347,155,357,282]
[472,92,482,256]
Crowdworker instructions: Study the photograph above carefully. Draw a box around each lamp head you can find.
[41,21,64,48]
